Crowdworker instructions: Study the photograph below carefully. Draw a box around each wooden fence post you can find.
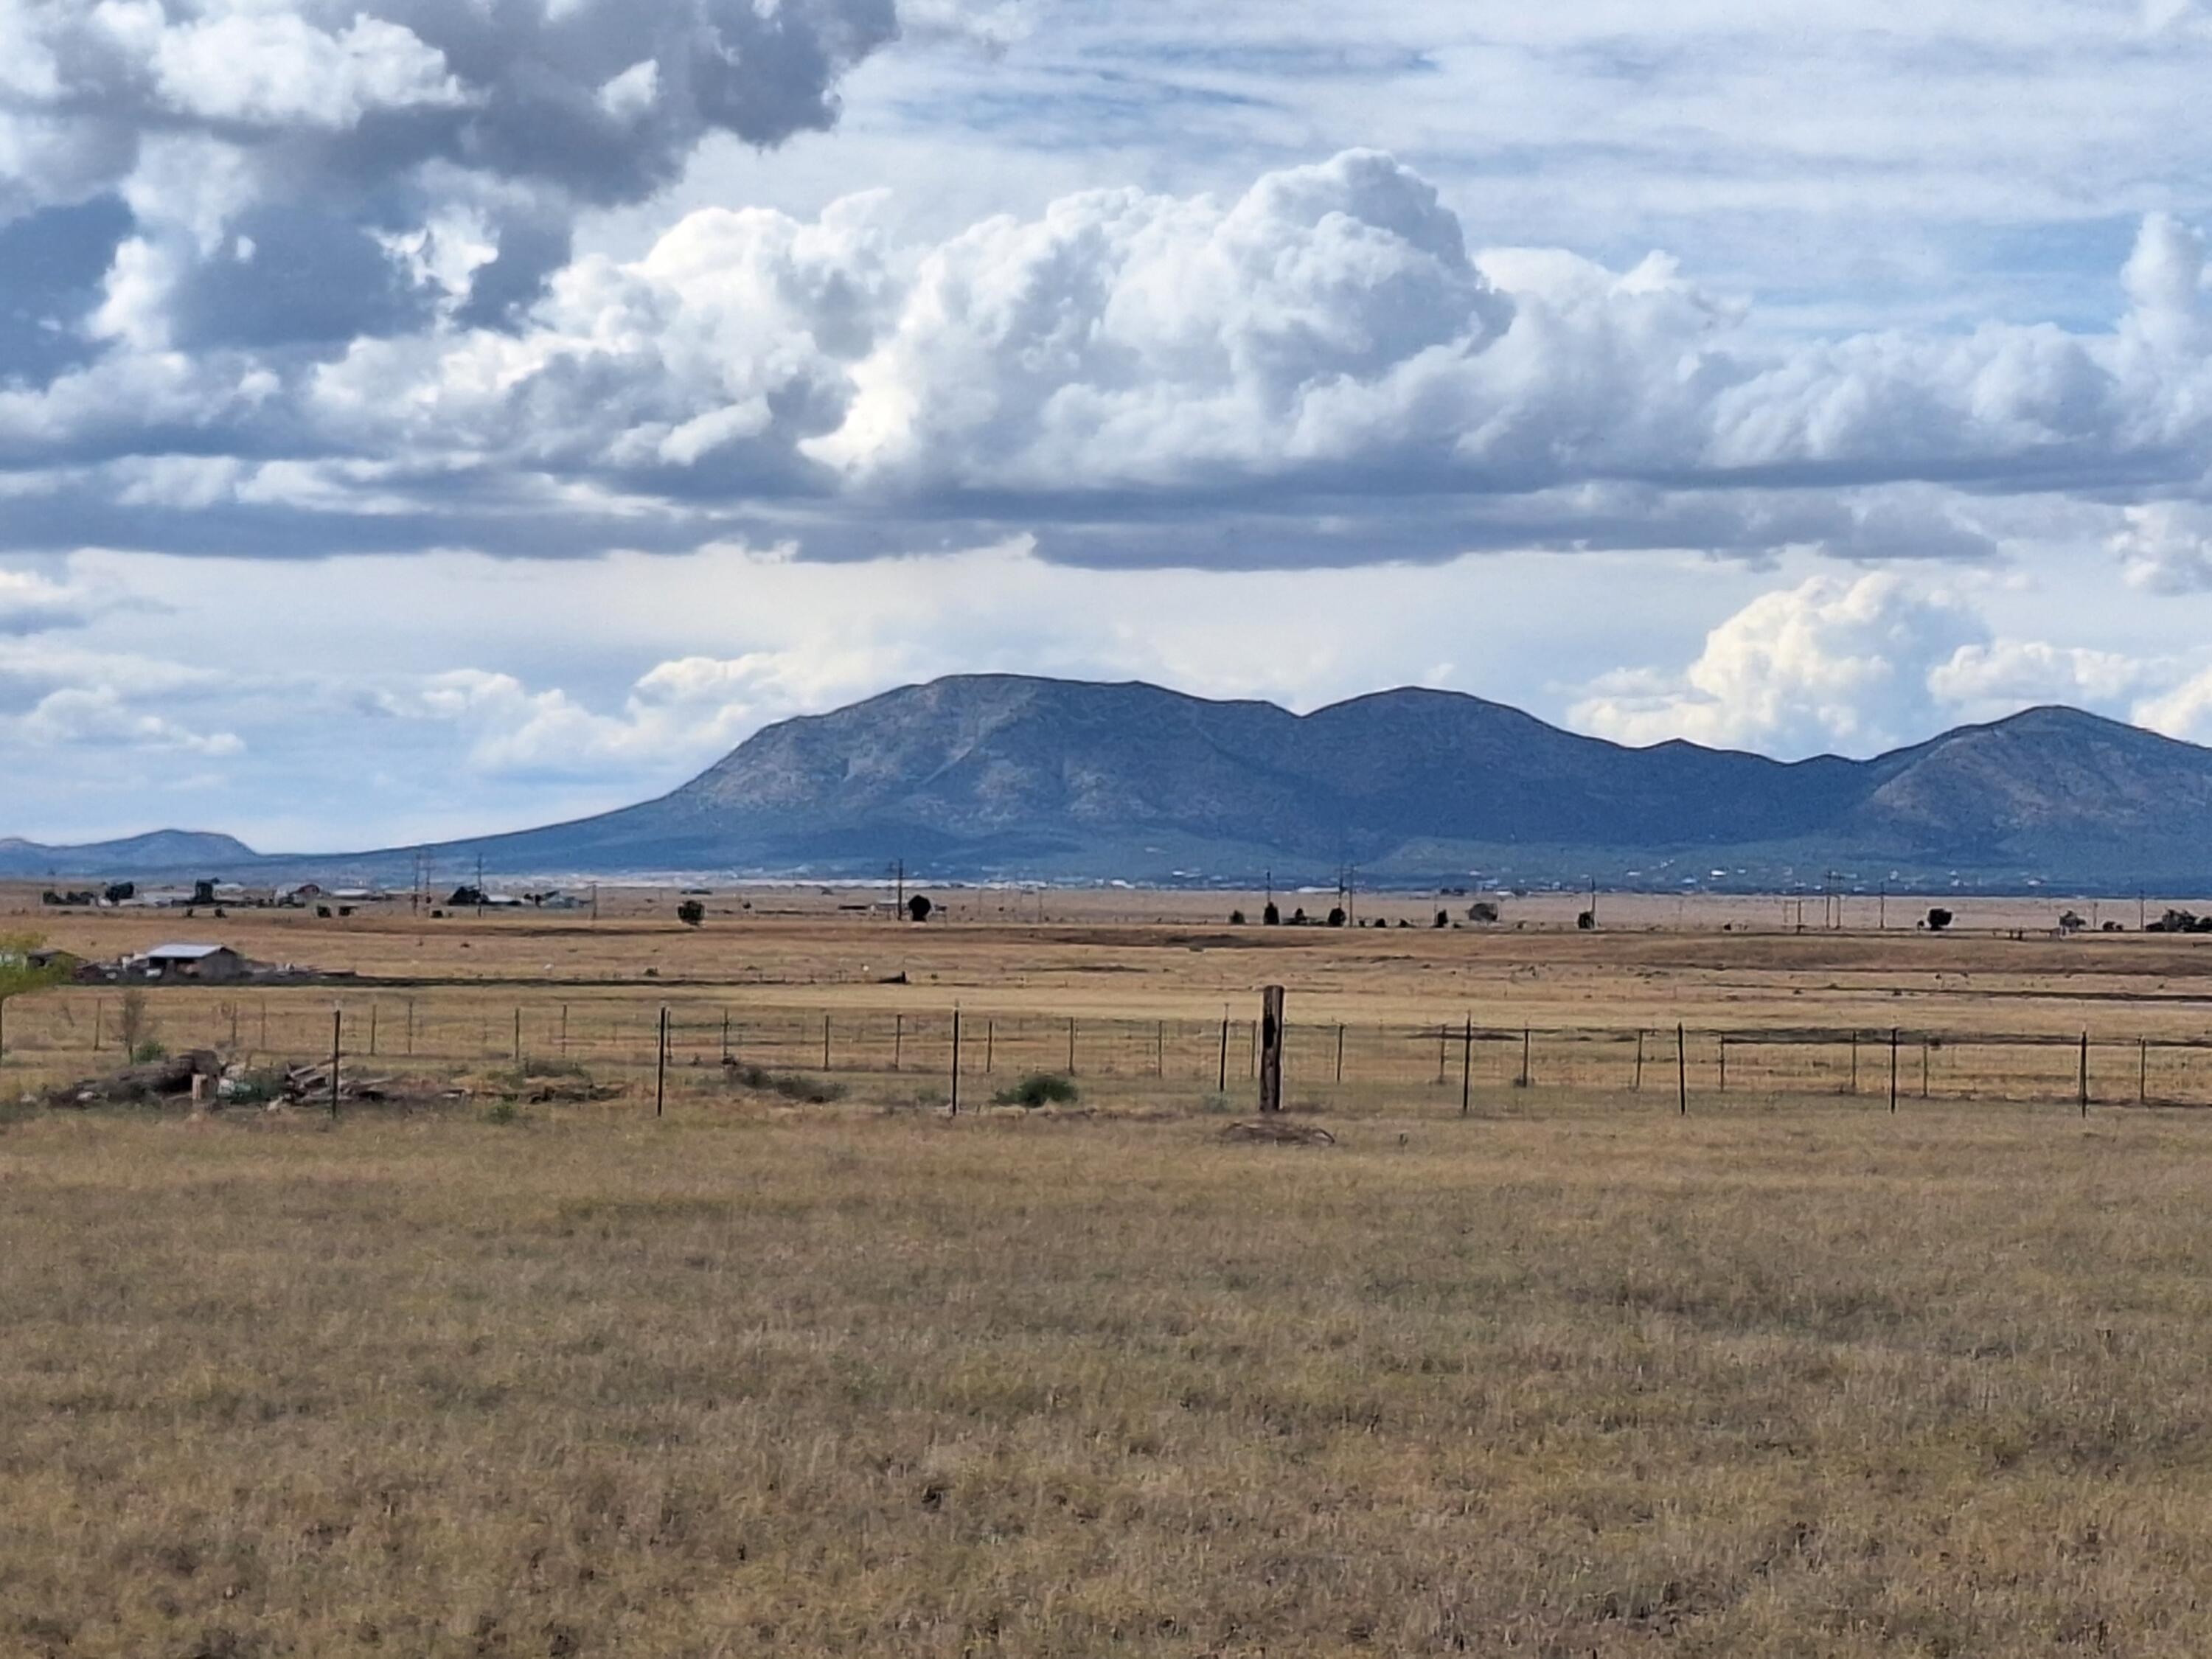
[2079,1032,2090,1117]
[1335,1023,1345,1085]
[1460,1015,1473,1118]
[1259,987,1286,1114]
[1520,1027,1531,1091]
[1633,1029,1644,1093]
[1217,1009,1229,1093]
[657,1006,669,1119]
[329,1009,341,1121]
[950,1008,961,1116]
[893,1012,903,1072]
[1889,1028,1899,1113]
[1677,1023,1688,1116]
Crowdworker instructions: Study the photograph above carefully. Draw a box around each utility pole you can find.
[892,860,905,919]
[475,853,485,919]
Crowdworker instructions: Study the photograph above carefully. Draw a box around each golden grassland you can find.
[12,891,2212,1652]
[8,1099,2212,1655]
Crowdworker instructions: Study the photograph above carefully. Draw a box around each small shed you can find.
[143,943,246,984]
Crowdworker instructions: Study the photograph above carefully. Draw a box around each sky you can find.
[8,0,2212,849]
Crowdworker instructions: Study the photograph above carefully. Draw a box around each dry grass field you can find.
[9,1104,2212,1656]
[10,888,2212,1654]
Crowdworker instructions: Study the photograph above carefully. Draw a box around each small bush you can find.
[130,1039,168,1065]
[721,1062,846,1105]
[993,1073,1079,1109]
[220,1069,286,1107]
[1197,1092,1234,1116]
[518,1056,591,1079]
[483,1100,523,1125]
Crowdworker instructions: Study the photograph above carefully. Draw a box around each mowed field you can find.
[10,888,2212,1654]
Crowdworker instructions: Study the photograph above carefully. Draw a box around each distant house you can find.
[142,943,246,984]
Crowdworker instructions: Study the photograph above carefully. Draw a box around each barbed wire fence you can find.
[7,986,2212,1115]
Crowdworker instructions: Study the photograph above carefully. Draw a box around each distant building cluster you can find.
[32,942,333,988]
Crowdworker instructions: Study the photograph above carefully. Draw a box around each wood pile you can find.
[47,1051,223,1108]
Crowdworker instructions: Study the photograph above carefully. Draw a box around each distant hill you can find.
[12,679,2212,888]
[0,830,260,880]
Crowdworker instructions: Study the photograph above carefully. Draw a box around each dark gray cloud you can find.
[0,0,907,351]
[0,195,133,384]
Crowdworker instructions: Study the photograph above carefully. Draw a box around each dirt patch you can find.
[1218,1119,1337,1147]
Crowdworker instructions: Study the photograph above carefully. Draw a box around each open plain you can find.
[9,888,2212,1654]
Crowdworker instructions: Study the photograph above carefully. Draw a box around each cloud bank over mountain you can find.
[6,48,2212,571]
[8,1,2212,845]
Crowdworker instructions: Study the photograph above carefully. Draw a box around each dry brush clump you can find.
[6,1105,2212,1653]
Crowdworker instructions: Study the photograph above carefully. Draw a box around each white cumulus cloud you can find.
[1572,573,2182,759]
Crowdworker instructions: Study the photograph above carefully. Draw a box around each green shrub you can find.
[483,1100,522,1125]
[993,1074,1079,1109]
[130,1040,167,1065]
[222,1070,285,1107]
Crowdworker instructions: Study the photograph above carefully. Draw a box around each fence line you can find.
[7,987,2212,1113]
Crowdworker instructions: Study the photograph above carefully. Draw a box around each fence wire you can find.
[6,987,2210,1113]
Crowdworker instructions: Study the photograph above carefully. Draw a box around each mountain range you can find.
[6,676,2212,889]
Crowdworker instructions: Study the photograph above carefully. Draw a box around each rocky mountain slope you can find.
[13,679,2212,887]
